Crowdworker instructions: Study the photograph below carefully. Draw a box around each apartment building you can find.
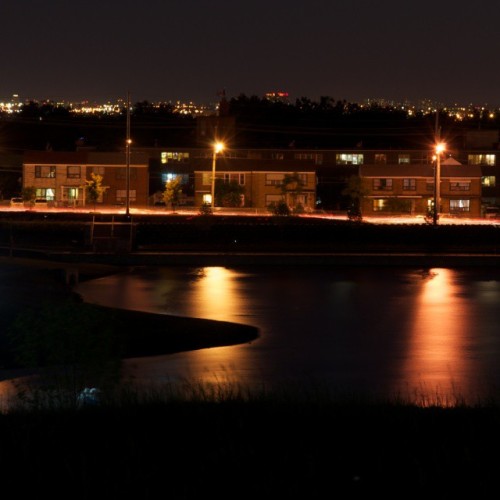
[359,158,482,217]
[22,151,149,207]
[97,128,500,213]
[19,145,494,215]
[192,157,316,210]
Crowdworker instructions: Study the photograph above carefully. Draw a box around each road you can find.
[2,205,499,226]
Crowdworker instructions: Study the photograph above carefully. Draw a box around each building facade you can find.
[192,157,317,211]
[43,127,496,215]
[359,159,482,217]
[22,151,149,208]
[18,144,496,216]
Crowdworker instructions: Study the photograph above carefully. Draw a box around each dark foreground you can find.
[1,253,500,498]
[2,392,500,498]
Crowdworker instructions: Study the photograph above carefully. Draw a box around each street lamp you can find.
[433,142,445,225]
[125,91,131,217]
[210,141,224,210]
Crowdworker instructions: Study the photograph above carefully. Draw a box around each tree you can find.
[21,186,37,208]
[267,200,291,216]
[85,172,107,211]
[163,176,183,212]
[342,175,369,220]
[215,178,245,207]
[277,173,305,212]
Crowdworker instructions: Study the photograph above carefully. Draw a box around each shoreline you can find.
[4,248,500,267]
[0,256,259,373]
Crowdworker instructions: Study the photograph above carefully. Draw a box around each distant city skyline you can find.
[2,1,500,109]
[1,93,498,113]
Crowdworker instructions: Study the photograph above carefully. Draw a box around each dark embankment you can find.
[0,212,500,256]
[102,305,259,359]
[0,257,258,370]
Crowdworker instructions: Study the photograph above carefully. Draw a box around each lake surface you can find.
[74,265,500,406]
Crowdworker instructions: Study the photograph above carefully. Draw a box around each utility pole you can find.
[125,91,131,218]
[211,124,218,210]
[433,110,442,226]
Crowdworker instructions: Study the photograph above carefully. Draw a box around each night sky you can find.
[2,0,500,107]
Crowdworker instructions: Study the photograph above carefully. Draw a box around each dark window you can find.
[67,166,81,179]
[35,165,56,178]
[403,178,416,191]
[373,178,393,191]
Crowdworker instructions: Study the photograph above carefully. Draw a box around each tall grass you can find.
[5,374,500,414]
[2,377,500,497]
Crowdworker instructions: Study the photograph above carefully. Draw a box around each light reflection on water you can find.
[399,269,472,404]
[75,265,500,405]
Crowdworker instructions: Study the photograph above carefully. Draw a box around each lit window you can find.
[450,199,470,212]
[373,199,388,211]
[161,173,189,184]
[468,154,495,166]
[398,154,410,164]
[482,176,496,187]
[336,154,364,165]
[161,151,190,164]
[35,188,55,200]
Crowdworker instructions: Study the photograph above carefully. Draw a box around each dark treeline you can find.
[0,94,497,153]
[0,100,197,152]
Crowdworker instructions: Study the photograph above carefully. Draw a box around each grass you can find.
[2,379,500,498]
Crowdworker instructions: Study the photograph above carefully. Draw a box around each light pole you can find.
[210,141,224,210]
[125,91,131,217]
[433,142,445,225]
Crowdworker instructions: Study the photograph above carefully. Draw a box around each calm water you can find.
[73,265,500,405]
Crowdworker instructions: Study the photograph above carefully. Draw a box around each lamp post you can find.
[125,91,131,217]
[433,142,445,225]
[210,141,224,210]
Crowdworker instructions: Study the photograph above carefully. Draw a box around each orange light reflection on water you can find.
[185,267,245,323]
[397,268,474,405]
[183,267,255,385]
[135,267,257,390]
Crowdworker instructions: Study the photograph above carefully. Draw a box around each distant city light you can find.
[0,95,499,120]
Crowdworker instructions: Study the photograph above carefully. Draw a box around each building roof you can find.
[23,150,148,166]
[440,164,482,177]
[192,157,317,173]
[441,156,462,165]
[359,164,482,178]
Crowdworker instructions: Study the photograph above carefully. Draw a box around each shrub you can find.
[268,200,290,216]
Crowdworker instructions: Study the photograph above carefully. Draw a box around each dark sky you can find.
[2,0,500,107]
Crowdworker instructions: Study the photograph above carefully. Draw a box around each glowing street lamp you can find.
[433,142,445,225]
[125,91,131,217]
[210,141,224,210]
